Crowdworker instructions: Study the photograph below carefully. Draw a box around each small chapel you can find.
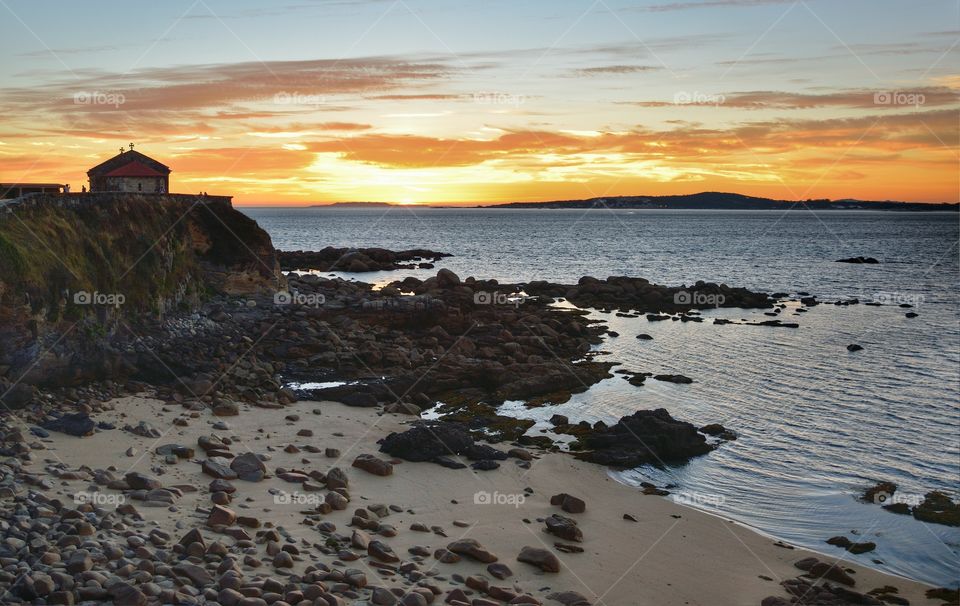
[87,144,171,193]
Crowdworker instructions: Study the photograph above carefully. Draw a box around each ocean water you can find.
[242,206,960,587]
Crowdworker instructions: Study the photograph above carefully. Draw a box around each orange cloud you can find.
[300,109,957,170]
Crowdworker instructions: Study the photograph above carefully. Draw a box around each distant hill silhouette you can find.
[490,192,957,211]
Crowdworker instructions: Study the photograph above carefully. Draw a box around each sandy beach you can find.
[14,395,941,606]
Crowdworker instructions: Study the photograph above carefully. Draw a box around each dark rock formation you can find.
[378,421,507,468]
[861,481,897,504]
[277,247,450,272]
[524,276,771,314]
[567,408,714,468]
[826,536,876,554]
[379,422,475,462]
[41,413,97,437]
[913,491,960,526]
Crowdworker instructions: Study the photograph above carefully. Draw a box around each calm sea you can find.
[241,206,960,587]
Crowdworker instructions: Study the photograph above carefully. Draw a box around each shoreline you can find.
[8,396,945,606]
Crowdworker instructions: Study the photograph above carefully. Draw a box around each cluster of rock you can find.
[760,556,908,606]
[0,489,559,606]
[0,418,599,606]
[378,422,528,471]
[860,482,960,527]
[277,248,451,273]
[524,276,772,313]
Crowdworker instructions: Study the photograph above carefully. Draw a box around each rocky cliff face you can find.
[0,193,282,388]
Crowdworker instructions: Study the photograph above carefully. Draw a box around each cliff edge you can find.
[0,193,282,389]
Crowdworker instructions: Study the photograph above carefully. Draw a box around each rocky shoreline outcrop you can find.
[278,248,450,273]
[524,276,772,313]
[0,193,282,391]
[0,196,775,464]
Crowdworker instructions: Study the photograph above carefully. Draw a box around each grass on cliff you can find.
[0,198,204,318]
[0,195,275,327]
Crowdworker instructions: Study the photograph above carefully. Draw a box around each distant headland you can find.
[487,191,958,211]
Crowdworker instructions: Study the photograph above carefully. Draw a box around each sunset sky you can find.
[2,0,958,205]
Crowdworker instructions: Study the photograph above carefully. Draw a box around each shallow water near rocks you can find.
[244,206,960,587]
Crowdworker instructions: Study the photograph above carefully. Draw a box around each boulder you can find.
[368,540,400,563]
[550,493,586,514]
[124,472,161,490]
[230,453,267,482]
[379,422,475,463]
[544,514,582,542]
[447,538,497,563]
[572,408,712,467]
[207,505,236,527]
[202,458,238,480]
[517,546,560,573]
[352,454,393,476]
[41,413,96,437]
